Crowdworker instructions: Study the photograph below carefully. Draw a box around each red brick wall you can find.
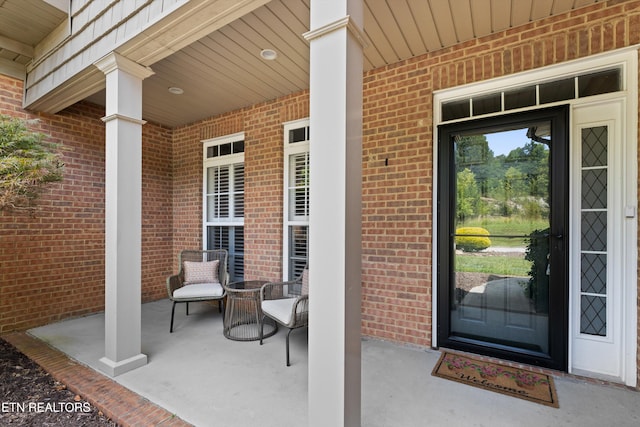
[361,59,434,346]
[141,123,174,302]
[170,92,309,280]
[0,76,173,332]
[361,0,640,349]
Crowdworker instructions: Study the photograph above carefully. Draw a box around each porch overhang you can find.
[23,0,270,115]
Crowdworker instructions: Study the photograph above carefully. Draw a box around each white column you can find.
[94,52,154,377]
[304,1,364,426]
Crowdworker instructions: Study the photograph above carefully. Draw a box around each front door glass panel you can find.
[438,106,568,370]
[451,124,551,354]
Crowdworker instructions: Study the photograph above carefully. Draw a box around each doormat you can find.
[432,352,559,408]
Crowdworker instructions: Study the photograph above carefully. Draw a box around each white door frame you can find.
[569,98,632,383]
[432,47,638,386]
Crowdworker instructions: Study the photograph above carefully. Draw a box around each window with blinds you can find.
[288,153,309,221]
[206,164,244,221]
[284,120,310,280]
[203,133,245,282]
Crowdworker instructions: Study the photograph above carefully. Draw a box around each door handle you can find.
[551,233,563,251]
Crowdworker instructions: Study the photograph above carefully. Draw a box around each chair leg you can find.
[286,328,293,366]
[186,302,189,316]
[170,301,177,333]
[218,299,223,313]
[260,315,265,345]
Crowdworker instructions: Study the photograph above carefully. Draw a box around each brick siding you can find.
[1,0,639,387]
[171,92,309,280]
[0,79,173,332]
[360,0,640,386]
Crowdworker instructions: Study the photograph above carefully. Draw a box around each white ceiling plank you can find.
[386,1,427,56]
[190,32,297,101]
[0,35,34,58]
[361,4,387,70]
[220,20,308,89]
[371,0,413,60]
[264,1,309,54]
[491,0,512,31]
[42,0,69,14]
[405,0,443,51]
[511,0,533,27]
[364,0,401,64]
[429,0,458,46]
[239,12,308,82]
[449,0,475,41]
[530,0,555,20]
[181,41,280,101]
[381,0,418,59]
[470,0,492,37]
[551,0,576,14]
[573,0,598,9]
[0,57,26,80]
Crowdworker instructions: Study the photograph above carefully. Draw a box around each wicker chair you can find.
[166,249,229,333]
[259,267,309,366]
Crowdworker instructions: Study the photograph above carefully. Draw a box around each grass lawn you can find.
[455,253,531,277]
[458,216,548,247]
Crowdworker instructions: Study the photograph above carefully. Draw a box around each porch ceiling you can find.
[1,0,601,128]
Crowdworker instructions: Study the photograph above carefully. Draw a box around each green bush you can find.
[0,115,63,212]
[455,227,491,252]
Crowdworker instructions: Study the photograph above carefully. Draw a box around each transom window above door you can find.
[442,67,622,122]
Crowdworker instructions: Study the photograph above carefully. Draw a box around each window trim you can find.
[202,132,245,250]
[283,119,310,280]
[435,48,634,125]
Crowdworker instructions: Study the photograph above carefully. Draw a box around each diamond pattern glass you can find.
[580,295,606,336]
[580,125,608,337]
[582,169,607,209]
[582,126,607,167]
[581,211,607,251]
[581,253,607,294]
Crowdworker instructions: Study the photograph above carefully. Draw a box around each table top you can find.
[226,280,267,292]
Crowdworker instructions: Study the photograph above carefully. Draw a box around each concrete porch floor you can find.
[16,299,640,427]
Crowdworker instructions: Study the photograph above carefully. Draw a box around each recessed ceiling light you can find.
[168,87,184,95]
[260,49,278,60]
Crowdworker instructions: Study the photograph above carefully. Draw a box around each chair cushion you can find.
[262,298,297,325]
[183,260,219,285]
[173,282,224,300]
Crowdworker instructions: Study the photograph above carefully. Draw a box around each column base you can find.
[98,353,147,377]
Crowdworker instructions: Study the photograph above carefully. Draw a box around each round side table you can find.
[223,280,277,341]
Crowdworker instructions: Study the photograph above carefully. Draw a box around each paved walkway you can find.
[3,299,640,427]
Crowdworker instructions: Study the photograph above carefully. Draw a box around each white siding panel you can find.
[71,0,91,15]
[29,0,169,91]
[94,9,112,36]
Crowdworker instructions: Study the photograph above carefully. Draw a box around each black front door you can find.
[437,106,568,370]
